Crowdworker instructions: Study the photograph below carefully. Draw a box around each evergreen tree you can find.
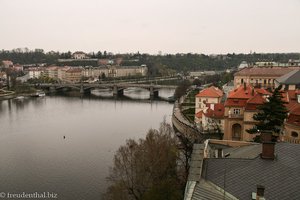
[247,86,288,135]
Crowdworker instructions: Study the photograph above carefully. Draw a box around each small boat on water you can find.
[31,91,46,97]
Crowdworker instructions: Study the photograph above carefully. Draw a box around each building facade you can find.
[223,85,269,141]
[234,66,300,89]
[194,86,224,127]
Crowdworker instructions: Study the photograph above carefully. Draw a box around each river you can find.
[0,88,174,200]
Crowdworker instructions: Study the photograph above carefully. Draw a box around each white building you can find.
[28,68,44,79]
[72,51,88,60]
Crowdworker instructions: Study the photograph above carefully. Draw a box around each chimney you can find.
[261,142,275,160]
[260,131,273,142]
[260,131,275,160]
[256,185,265,200]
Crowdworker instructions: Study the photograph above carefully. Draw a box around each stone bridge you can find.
[36,83,177,97]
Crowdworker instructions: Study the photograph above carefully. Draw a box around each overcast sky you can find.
[1,0,300,54]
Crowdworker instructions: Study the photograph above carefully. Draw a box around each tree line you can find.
[1,48,299,75]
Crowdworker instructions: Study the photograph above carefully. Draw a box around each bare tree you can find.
[104,121,183,200]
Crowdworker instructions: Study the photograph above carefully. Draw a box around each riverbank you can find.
[0,89,45,100]
[0,89,16,100]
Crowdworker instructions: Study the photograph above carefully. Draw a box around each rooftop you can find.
[276,69,300,85]
[235,66,300,77]
[203,142,300,200]
[186,140,300,200]
[228,84,255,99]
[204,103,225,119]
[196,86,223,98]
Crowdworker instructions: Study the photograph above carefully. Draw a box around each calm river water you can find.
[0,89,174,200]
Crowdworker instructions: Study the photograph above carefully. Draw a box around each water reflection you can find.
[0,89,174,200]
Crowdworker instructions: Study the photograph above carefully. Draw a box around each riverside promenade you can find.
[172,95,221,143]
[172,97,205,142]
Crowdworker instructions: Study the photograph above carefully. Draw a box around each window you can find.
[291,131,299,138]
[241,79,244,83]
[233,108,240,115]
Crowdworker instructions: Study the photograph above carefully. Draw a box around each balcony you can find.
[282,136,300,144]
[228,114,243,119]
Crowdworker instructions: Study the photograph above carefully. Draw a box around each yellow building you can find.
[223,85,269,141]
[234,66,300,89]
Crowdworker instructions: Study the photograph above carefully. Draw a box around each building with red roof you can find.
[224,84,266,141]
[194,86,224,125]
[201,103,225,132]
[284,104,300,144]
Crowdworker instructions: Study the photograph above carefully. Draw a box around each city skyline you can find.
[1,0,300,54]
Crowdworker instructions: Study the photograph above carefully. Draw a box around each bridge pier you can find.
[80,85,84,94]
[150,86,159,98]
[113,85,124,97]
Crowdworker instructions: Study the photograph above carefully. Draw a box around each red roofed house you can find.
[275,70,300,143]
[194,86,224,125]
[202,103,225,132]
[285,104,300,143]
[223,84,267,141]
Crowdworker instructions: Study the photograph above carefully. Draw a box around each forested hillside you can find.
[1,48,299,73]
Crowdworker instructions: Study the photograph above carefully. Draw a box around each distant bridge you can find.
[36,83,177,97]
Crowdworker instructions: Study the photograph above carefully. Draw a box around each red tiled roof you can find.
[66,68,82,73]
[290,105,300,116]
[196,86,223,98]
[46,66,59,70]
[255,88,272,96]
[225,99,248,107]
[195,111,203,118]
[228,84,256,99]
[247,94,266,104]
[245,94,265,110]
[235,66,300,77]
[287,90,298,100]
[204,103,225,119]
[286,105,300,126]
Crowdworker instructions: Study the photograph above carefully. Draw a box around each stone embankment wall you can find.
[172,99,205,142]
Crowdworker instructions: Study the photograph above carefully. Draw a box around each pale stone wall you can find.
[244,111,256,122]
[234,75,277,89]
[195,96,219,114]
